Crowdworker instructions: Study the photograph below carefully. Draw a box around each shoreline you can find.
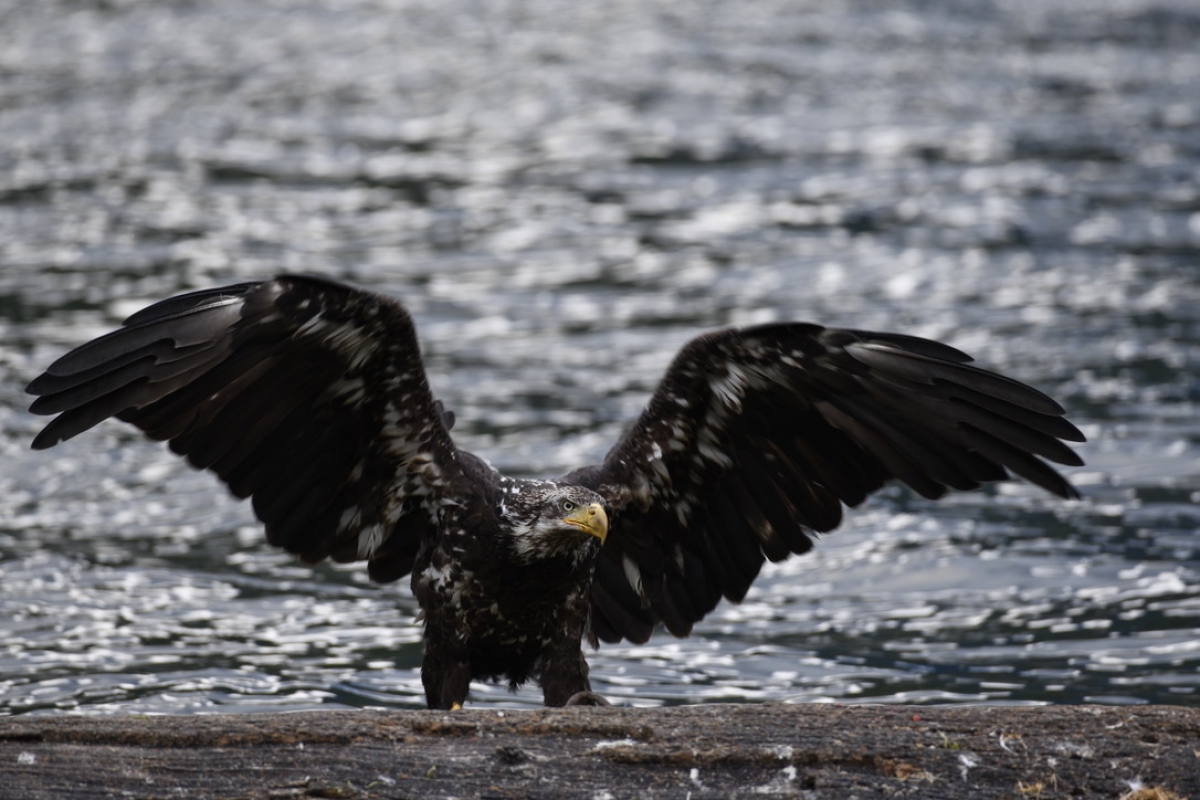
[3,703,1196,798]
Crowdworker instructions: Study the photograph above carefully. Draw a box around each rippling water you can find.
[2,0,1199,714]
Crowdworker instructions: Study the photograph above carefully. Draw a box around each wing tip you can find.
[30,431,58,451]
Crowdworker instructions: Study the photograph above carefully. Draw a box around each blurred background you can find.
[1,0,1198,714]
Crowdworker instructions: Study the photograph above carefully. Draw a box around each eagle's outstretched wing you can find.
[27,274,461,582]
[566,323,1086,645]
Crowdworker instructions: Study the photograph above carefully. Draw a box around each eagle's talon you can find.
[565,691,611,707]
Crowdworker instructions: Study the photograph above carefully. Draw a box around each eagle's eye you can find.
[561,499,576,513]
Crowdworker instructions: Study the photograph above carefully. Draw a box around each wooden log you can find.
[2,704,1197,799]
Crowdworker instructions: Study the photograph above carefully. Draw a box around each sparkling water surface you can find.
[1,0,1199,714]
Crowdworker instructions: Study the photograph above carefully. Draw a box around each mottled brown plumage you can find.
[27,274,1085,708]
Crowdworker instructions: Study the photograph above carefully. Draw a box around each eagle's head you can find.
[497,482,609,565]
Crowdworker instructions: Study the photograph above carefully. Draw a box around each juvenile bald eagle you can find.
[27,274,1085,709]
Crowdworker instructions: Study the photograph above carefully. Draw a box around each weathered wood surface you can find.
[1,704,1196,799]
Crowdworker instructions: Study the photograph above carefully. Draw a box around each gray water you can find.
[1,0,1199,715]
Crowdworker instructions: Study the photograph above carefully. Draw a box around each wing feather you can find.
[725,469,790,562]
[843,342,1067,414]
[569,323,1085,645]
[590,557,656,644]
[27,274,459,581]
[762,439,844,532]
[710,491,765,601]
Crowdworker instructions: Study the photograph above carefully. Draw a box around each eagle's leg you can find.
[421,641,471,710]
[540,645,605,707]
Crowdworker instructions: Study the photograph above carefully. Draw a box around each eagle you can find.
[26,274,1085,709]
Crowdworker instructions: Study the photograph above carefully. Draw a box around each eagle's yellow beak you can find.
[563,502,608,545]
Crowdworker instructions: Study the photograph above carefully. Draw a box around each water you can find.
[1,0,1199,714]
